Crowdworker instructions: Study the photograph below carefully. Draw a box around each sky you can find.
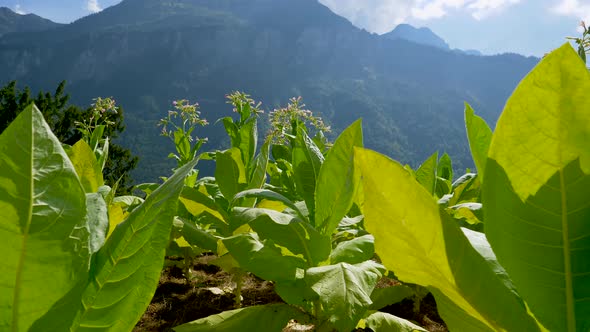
[0,0,587,56]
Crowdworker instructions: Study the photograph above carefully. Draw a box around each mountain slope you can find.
[0,0,538,181]
[0,7,62,36]
[383,23,450,50]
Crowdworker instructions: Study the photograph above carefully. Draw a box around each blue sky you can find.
[0,0,587,56]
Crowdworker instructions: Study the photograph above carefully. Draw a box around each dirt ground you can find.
[134,254,447,331]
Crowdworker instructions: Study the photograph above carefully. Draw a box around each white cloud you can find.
[412,0,468,20]
[412,0,521,20]
[468,0,521,20]
[320,0,416,33]
[319,0,522,33]
[87,0,102,13]
[552,0,590,25]
[14,4,26,15]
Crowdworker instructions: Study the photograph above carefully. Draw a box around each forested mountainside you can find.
[0,0,538,181]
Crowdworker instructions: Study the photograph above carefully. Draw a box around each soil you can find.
[134,254,448,332]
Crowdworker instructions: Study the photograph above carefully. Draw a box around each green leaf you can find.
[488,44,590,201]
[247,139,270,190]
[180,186,228,223]
[239,117,257,170]
[274,275,319,307]
[96,137,109,172]
[415,152,438,195]
[271,144,291,162]
[434,176,452,198]
[215,148,247,200]
[174,130,191,161]
[355,147,542,332]
[89,125,105,152]
[315,119,363,236]
[134,182,159,196]
[222,233,306,282]
[69,157,200,331]
[292,128,324,225]
[231,208,331,267]
[464,104,492,182]
[329,234,375,265]
[484,45,590,332]
[221,117,239,148]
[69,139,104,193]
[0,105,88,332]
[179,218,219,252]
[173,304,309,332]
[437,153,453,181]
[86,193,109,256]
[369,284,415,311]
[364,311,427,332]
[305,261,384,332]
[447,203,483,227]
[448,173,480,206]
[231,189,305,221]
[112,195,143,209]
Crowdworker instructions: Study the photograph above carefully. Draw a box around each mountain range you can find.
[0,0,539,182]
[0,7,62,36]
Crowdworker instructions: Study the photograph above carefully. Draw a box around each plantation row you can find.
[1,44,589,332]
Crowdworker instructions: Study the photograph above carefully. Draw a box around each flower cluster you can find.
[158,99,208,140]
[567,21,590,64]
[226,91,263,118]
[90,97,118,126]
[268,96,330,144]
[75,96,119,141]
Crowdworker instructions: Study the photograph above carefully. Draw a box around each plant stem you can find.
[313,299,321,322]
[233,269,245,308]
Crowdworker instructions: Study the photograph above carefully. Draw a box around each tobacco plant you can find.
[0,104,199,331]
[355,44,590,332]
[174,119,425,331]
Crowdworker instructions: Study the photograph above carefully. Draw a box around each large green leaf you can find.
[355,147,542,332]
[315,119,363,236]
[464,103,492,182]
[484,44,590,332]
[67,157,200,331]
[292,128,324,225]
[69,139,104,193]
[305,261,384,332]
[488,44,590,201]
[215,148,246,200]
[231,208,331,266]
[222,233,306,282]
[173,304,310,332]
[0,105,88,332]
